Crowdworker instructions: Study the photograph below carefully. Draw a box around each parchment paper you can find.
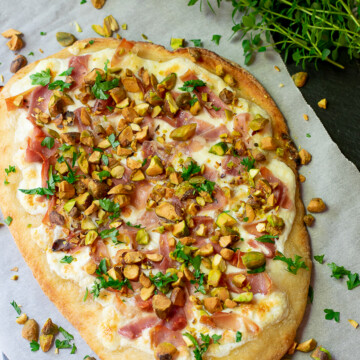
[0,1,359,359]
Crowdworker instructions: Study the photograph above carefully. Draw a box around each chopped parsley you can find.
[59,143,72,151]
[10,300,21,315]
[211,105,221,111]
[181,161,201,180]
[235,331,242,342]
[191,180,216,195]
[19,187,54,197]
[48,80,71,91]
[328,262,350,279]
[30,68,51,86]
[5,165,16,175]
[126,221,143,229]
[347,272,360,290]
[273,253,308,275]
[190,39,203,47]
[5,216,13,226]
[60,67,74,77]
[41,137,55,149]
[179,79,206,92]
[324,309,340,322]
[240,157,255,171]
[89,40,94,45]
[91,72,119,100]
[255,234,278,243]
[91,260,132,298]
[191,270,206,294]
[314,254,325,264]
[99,198,120,214]
[98,170,110,182]
[150,272,178,293]
[100,228,121,244]
[80,0,87,3]
[60,255,74,264]
[211,34,222,45]
[247,264,266,274]
[189,95,198,106]
[28,52,34,56]
[108,133,120,149]
[30,340,40,352]
[183,333,221,360]
[71,343,77,354]
[55,326,77,351]
[101,154,109,166]
[306,133,311,138]
[40,31,47,36]
[141,158,147,167]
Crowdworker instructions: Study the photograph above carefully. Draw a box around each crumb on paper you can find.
[318,98,327,109]
[299,174,306,183]
[274,65,280,72]
[11,275,18,280]
[122,23,127,30]
[303,114,309,121]
[279,83,284,88]
[0,75,3,82]
[349,319,359,329]
[11,266,19,272]
[39,48,44,53]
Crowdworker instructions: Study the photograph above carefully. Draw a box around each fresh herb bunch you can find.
[188,0,360,68]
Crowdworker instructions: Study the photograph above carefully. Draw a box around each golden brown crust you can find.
[0,38,310,360]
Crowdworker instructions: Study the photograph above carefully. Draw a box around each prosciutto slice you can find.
[150,325,186,348]
[260,167,292,209]
[129,180,153,210]
[68,55,90,89]
[163,306,187,331]
[27,86,53,124]
[118,316,160,339]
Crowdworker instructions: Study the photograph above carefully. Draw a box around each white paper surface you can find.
[0,1,359,359]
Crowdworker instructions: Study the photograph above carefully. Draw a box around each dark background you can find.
[284,53,360,170]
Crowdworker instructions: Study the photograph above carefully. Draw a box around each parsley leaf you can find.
[236,331,242,342]
[80,0,87,3]
[71,343,77,354]
[191,180,216,195]
[10,300,21,315]
[211,34,221,45]
[89,40,94,45]
[191,271,206,294]
[30,340,40,352]
[91,72,119,100]
[141,158,147,167]
[55,339,72,349]
[100,228,121,244]
[59,143,72,151]
[48,80,72,91]
[99,198,120,213]
[108,133,120,149]
[240,157,255,171]
[327,262,350,279]
[59,67,74,77]
[306,133,311,138]
[181,161,201,180]
[212,334,222,344]
[126,221,143,229]
[189,95,198,106]
[101,154,109,166]
[324,309,340,322]
[190,39,203,47]
[179,79,206,92]
[183,333,221,360]
[60,255,74,264]
[150,272,178,293]
[40,31,47,36]
[30,68,51,86]
[255,234,278,243]
[5,216,13,226]
[19,187,54,196]
[28,52,34,56]
[83,288,88,302]
[247,264,266,274]
[212,105,221,111]
[59,327,74,341]
[41,137,55,149]
[347,272,360,290]
[5,165,16,175]
[91,275,132,298]
[98,170,110,182]
[273,253,308,275]
[314,254,325,264]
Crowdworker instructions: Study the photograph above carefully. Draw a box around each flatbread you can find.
[0,38,311,360]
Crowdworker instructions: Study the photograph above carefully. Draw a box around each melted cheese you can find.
[10,47,298,359]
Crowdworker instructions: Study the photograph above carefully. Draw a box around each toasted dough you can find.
[0,38,310,360]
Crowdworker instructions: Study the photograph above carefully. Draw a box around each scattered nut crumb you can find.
[11,266,18,272]
[39,48,44,53]
[122,23,127,30]
[116,33,121,40]
[16,313,28,324]
[318,98,327,109]
[279,83,284,88]
[296,338,317,352]
[303,114,309,121]
[7,35,24,51]
[304,214,315,226]
[292,72,308,87]
[307,198,327,213]
[274,65,280,72]
[299,148,312,165]
[299,174,306,182]
[74,21,82,33]
[348,319,359,329]
[91,0,106,9]
[55,348,59,354]
[10,55,27,73]
[11,274,18,280]
[1,28,22,38]
[0,75,4,82]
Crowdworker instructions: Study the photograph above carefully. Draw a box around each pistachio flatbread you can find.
[0,38,311,360]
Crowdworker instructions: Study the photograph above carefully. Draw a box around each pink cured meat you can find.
[68,55,90,89]
[118,316,160,339]
[27,86,53,124]
[150,325,186,348]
